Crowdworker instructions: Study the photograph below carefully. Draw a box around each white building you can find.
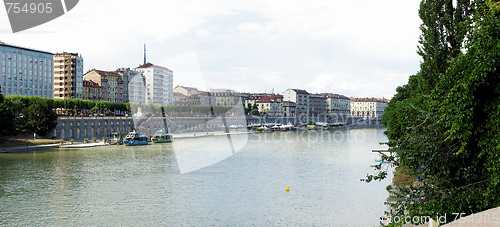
[283,89,309,117]
[135,63,173,105]
[0,41,53,97]
[350,98,389,119]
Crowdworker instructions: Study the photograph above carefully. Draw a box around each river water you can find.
[0,125,392,226]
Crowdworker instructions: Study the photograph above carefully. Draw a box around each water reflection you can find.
[0,126,391,226]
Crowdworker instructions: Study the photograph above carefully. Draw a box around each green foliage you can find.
[367,1,500,223]
[23,99,58,136]
[416,0,473,93]
[245,103,259,115]
[0,92,15,135]
[94,101,111,111]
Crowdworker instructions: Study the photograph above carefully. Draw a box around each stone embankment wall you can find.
[49,115,369,141]
[51,116,134,140]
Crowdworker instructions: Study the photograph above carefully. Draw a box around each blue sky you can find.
[0,0,422,98]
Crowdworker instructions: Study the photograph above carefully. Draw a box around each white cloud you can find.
[196,29,212,37]
[305,70,408,98]
[0,0,422,98]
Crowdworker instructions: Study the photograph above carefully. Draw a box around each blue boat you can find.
[124,130,149,146]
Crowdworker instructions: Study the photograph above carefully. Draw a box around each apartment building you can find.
[135,63,173,105]
[321,93,351,117]
[83,69,124,103]
[82,79,102,101]
[283,89,309,117]
[53,52,83,99]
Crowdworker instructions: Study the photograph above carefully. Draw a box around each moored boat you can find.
[151,129,173,143]
[124,130,149,146]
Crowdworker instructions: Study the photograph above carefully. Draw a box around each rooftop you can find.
[83,80,101,88]
[289,89,309,94]
[319,93,350,99]
[0,41,52,55]
[175,85,199,91]
[136,62,172,71]
[350,97,390,103]
[94,70,122,77]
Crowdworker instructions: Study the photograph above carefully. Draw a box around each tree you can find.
[365,1,500,224]
[24,99,57,136]
[416,0,473,93]
[93,101,111,112]
[0,87,15,135]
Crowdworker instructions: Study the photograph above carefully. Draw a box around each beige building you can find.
[282,101,296,118]
[173,92,188,105]
[173,86,212,106]
[174,86,200,96]
[53,52,83,99]
[210,89,242,107]
[83,69,124,103]
[245,93,283,110]
[255,95,283,117]
[350,98,389,119]
[82,79,102,101]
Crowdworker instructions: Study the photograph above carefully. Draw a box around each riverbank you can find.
[0,138,65,148]
[0,138,66,153]
[60,142,108,148]
[0,143,61,153]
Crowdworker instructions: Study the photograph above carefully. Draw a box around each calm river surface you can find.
[0,126,392,226]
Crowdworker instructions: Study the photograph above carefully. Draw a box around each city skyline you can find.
[0,0,422,98]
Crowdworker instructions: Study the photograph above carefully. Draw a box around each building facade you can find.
[173,92,188,105]
[173,86,212,106]
[83,69,124,103]
[254,95,283,117]
[210,89,242,107]
[308,94,327,117]
[82,79,102,101]
[126,70,146,104]
[283,89,309,117]
[115,68,136,103]
[282,101,296,118]
[135,63,173,105]
[53,52,83,99]
[0,42,53,97]
[173,86,200,97]
[197,92,212,106]
[322,93,351,117]
[350,98,389,119]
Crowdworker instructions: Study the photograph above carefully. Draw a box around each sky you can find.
[0,0,423,98]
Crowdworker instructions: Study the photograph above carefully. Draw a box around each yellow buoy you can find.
[286,186,290,192]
